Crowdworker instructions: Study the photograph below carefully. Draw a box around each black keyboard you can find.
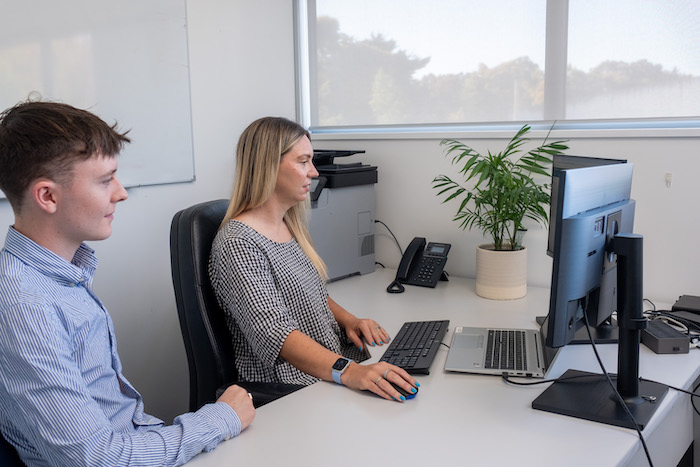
[484,329,527,371]
[379,320,449,374]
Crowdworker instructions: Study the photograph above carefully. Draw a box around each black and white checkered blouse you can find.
[209,220,365,385]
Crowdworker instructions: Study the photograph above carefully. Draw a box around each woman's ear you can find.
[31,179,59,214]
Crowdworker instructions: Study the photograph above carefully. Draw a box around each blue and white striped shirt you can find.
[0,227,241,466]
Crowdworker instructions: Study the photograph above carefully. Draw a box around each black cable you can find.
[504,371,700,417]
[580,311,654,467]
[638,377,700,418]
[502,371,603,386]
[386,279,405,294]
[504,315,654,466]
[650,310,700,335]
[641,300,699,417]
[505,299,697,466]
[643,298,656,313]
[375,219,406,293]
[643,299,700,335]
[375,219,403,256]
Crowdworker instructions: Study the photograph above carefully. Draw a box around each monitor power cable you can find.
[578,311,653,467]
[502,311,655,467]
[504,300,697,467]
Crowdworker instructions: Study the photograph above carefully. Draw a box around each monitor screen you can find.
[543,160,635,348]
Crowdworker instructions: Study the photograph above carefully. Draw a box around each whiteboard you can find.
[0,0,194,198]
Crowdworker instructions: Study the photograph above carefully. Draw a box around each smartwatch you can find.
[331,357,353,385]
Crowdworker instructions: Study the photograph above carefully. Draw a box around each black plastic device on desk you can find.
[672,294,700,315]
[387,237,450,293]
[641,319,690,354]
[379,320,450,374]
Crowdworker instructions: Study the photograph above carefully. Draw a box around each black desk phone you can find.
[387,237,451,293]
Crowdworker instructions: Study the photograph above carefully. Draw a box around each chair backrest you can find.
[0,431,23,466]
[170,199,237,411]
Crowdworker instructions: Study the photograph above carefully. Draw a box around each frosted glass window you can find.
[303,0,700,129]
[310,0,546,127]
[567,0,700,119]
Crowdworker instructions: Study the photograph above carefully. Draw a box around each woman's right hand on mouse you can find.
[341,362,419,401]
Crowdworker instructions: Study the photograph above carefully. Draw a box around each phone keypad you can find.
[413,257,446,286]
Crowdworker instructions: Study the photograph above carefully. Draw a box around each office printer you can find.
[308,150,377,281]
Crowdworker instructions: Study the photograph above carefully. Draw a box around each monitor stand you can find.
[533,234,669,430]
[532,369,668,429]
[535,316,619,344]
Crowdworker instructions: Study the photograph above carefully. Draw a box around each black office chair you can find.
[169,200,303,411]
[0,431,24,466]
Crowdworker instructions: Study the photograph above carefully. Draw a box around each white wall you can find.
[313,135,700,305]
[0,0,297,422]
[1,0,698,423]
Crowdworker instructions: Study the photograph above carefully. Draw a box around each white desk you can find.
[188,269,699,467]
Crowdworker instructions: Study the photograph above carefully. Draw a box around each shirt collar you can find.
[3,226,98,287]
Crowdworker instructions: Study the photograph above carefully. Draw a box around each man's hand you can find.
[217,385,255,430]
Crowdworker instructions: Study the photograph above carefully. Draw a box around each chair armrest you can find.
[215,382,306,408]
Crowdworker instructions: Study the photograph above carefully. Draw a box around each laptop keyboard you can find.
[484,329,527,371]
[379,320,449,374]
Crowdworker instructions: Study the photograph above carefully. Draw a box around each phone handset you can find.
[387,237,426,293]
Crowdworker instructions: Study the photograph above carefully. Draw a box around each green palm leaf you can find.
[432,123,568,250]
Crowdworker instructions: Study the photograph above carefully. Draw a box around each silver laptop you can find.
[444,326,559,378]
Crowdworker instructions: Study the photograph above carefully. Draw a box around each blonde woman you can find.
[209,117,418,401]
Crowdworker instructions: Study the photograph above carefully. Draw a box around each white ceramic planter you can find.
[475,244,527,300]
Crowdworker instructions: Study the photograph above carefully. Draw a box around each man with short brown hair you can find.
[0,100,254,466]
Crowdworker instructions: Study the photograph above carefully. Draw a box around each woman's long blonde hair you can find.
[221,117,327,279]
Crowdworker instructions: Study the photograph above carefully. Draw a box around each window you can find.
[566,0,700,120]
[297,0,700,132]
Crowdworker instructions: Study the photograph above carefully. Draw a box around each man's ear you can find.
[31,179,59,214]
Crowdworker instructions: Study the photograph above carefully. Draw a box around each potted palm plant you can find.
[432,124,568,299]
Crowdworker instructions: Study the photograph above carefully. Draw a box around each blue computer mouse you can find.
[390,381,418,400]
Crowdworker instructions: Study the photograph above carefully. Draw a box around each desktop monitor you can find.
[534,157,668,430]
[547,155,627,258]
[543,158,633,348]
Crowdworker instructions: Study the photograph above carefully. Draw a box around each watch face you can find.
[332,358,349,371]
